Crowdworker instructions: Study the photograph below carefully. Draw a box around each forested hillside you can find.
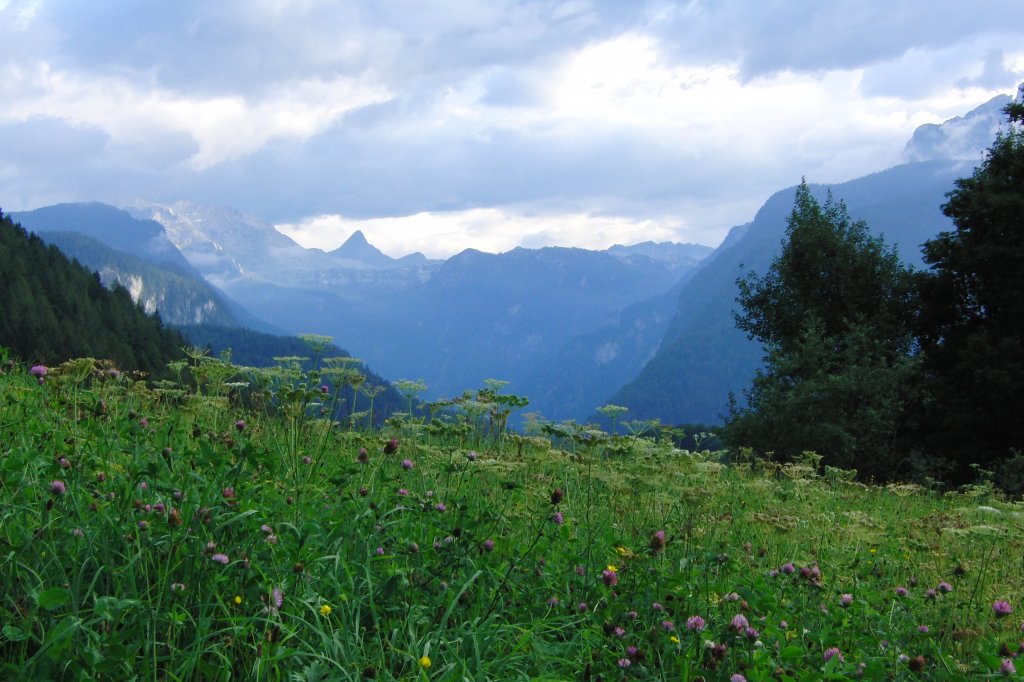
[0,210,184,374]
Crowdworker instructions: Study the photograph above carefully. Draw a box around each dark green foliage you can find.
[0,210,184,374]
[915,104,1024,479]
[725,183,920,479]
[606,162,962,426]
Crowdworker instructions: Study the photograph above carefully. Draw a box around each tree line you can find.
[726,100,1024,488]
[0,211,185,376]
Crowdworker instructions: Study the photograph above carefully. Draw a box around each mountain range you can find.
[8,89,1014,426]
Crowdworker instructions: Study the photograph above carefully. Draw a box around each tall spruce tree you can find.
[915,98,1024,483]
[726,182,920,479]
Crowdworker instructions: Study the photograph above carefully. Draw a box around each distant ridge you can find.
[605,88,1015,425]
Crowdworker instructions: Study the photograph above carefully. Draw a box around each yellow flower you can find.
[869,548,877,554]
[616,546,635,559]
[233,595,242,605]
[419,655,431,669]
[606,565,618,573]
[669,635,680,644]
[320,604,332,616]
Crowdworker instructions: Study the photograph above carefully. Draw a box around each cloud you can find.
[1,0,1022,251]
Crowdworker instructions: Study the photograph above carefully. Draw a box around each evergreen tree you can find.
[726,182,920,479]
[0,210,184,374]
[915,100,1024,481]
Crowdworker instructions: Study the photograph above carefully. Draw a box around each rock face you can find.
[902,93,1011,164]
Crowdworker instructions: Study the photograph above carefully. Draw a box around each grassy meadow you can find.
[1,347,1023,681]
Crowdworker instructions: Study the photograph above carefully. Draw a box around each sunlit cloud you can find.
[276,208,688,259]
[1,64,392,169]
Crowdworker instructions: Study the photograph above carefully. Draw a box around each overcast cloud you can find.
[1,0,1022,257]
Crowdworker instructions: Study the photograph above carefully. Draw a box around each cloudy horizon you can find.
[2,1,1022,258]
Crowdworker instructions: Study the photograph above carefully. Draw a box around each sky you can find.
[1,1,1022,258]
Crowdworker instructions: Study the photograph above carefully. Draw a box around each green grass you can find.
[1,354,1023,681]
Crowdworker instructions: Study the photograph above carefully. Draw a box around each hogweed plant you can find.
[1,347,1024,680]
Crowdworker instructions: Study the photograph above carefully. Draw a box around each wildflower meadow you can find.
[1,345,1023,681]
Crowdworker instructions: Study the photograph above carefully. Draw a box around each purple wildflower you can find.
[925,588,937,599]
[652,602,664,612]
[730,676,747,682]
[781,562,796,575]
[744,626,760,641]
[482,539,495,552]
[918,625,929,633]
[466,450,478,461]
[613,626,626,637]
[49,480,66,495]
[649,529,666,552]
[211,553,229,565]
[552,511,564,525]
[397,488,409,496]
[547,596,559,607]
[434,502,447,512]
[383,437,399,454]
[272,587,284,610]
[937,581,953,593]
[994,600,1013,617]
[617,658,631,668]
[1001,659,1017,676]
[686,615,706,631]
[895,586,909,597]
[730,614,749,632]
[357,447,369,463]
[235,419,246,432]
[577,602,588,612]
[29,364,47,378]
[661,620,675,631]
[602,569,618,587]
[840,593,853,607]
[375,546,385,556]
[823,647,844,663]
[401,459,414,470]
